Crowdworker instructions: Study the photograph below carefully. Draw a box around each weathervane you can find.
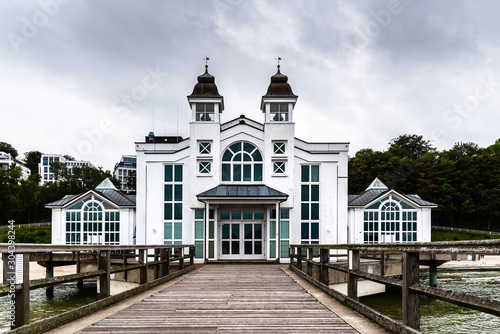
[204,57,210,70]
[275,56,281,69]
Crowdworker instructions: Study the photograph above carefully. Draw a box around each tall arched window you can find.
[221,142,263,182]
[363,194,418,244]
[380,201,400,243]
[66,195,120,245]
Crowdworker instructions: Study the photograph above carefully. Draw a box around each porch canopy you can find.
[197,184,288,205]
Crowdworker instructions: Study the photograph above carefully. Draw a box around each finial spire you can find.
[203,57,210,70]
[275,56,281,70]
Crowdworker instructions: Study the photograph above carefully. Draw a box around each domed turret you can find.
[187,64,224,122]
[261,65,298,123]
[262,66,298,99]
[188,66,224,99]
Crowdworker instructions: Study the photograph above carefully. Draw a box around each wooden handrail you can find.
[289,242,500,332]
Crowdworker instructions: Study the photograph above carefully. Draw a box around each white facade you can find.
[47,178,136,245]
[38,153,95,185]
[0,151,31,180]
[135,66,349,262]
[348,178,436,244]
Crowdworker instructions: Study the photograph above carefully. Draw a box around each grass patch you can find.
[0,226,51,243]
[432,229,500,241]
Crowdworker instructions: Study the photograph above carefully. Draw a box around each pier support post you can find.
[429,265,438,287]
[98,250,110,298]
[402,252,420,331]
[348,250,360,300]
[13,253,30,329]
[76,252,83,290]
[45,264,54,297]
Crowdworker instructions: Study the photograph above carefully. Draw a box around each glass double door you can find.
[220,221,264,260]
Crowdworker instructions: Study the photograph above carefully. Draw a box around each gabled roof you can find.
[197,185,288,199]
[45,178,135,208]
[348,178,437,208]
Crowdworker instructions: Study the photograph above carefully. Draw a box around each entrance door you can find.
[219,209,265,260]
[244,223,262,256]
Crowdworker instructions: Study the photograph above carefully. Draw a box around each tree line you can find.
[0,142,117,225]
[349,135,500,231]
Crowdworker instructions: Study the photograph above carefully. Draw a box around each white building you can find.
[135,65,349,262]
[46,65,436,256]
[0,151,31,180]
[113,155,136,193]
[47,178,136,245]
[38,154,95,185]
[348,178,437,244]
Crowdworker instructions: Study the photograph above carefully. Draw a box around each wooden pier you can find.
[77,264,367,334]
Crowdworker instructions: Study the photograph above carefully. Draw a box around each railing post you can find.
[139,249,147,284]
[179,247,184,270]
[297,247,302,271]
[348,250,360,300]
[402,252,420,331]
[98,250,110,298]
[189,246,195,266]
[165,248,171,275]
[320,248,329,285]
[154,248,160,280]
[290,246,295,267]
[307,247,313,277]
[160,248,168,277]
[13,253,30,329]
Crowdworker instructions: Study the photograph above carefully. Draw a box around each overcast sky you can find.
[1,0,500,170]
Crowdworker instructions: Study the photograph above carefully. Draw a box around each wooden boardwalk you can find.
[78,264,360,333]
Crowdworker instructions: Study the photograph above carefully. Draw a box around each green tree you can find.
[0,141,18,158]
[24,151,42,176]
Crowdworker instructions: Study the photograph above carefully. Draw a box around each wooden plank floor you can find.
[78,265,360,333]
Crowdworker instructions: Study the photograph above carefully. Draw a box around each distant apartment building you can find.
[113,155,136,193]
[0,151,31,180]
[38,154,95,185]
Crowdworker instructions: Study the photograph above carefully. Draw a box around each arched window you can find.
[363,195,418,244]
[65,195,120,245]
[221,142,263,182]
[380,201,400,243]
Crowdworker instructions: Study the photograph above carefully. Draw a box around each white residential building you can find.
[113,155,136,193]
[0,151,31,180]
[38,154,95,185]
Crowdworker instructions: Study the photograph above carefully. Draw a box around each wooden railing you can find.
[0,244,195,333]
[290,240,500,334]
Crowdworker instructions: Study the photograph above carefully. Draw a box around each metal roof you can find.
[197,185,288,198]
[45,188,136,208]
[348,189,389,207]
[348,189,437,208]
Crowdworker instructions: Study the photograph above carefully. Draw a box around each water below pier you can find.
[362,269,500,333]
